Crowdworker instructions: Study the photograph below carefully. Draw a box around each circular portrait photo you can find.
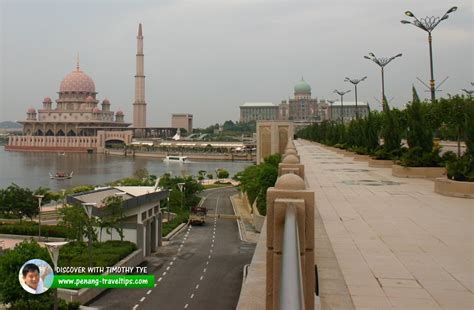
[18,259,54,294]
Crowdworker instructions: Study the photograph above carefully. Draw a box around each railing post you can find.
[266,172,315,310]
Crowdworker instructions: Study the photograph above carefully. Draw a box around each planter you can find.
[368,158,393,168]
[434,177,474,199]
[392,164,446,179]
[353,154,370,161]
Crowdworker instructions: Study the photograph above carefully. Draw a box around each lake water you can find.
[0,147,253,191]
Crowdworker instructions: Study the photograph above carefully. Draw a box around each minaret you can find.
[133,23,146,129]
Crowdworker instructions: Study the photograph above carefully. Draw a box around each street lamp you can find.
[45,241,69,310]
[326,99,337,121]
[333,89,351,123]
[34,195,44,240]
[81,202,97,267]
[401,6,457,103]
[364,52,402,110]
[177,183,185,209]
[461,85,474,99]
[345,76,367,119]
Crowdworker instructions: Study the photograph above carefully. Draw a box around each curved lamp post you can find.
[401,6,457,103]
[326,99,337,121]
[45,241,69,310]
[364,52,402,110]
[333,89,351,123]
[344,76,367,118]
[81,202,97,267]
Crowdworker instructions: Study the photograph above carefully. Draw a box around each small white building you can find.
[67,186,169,256]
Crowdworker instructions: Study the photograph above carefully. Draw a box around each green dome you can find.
[294,78,311,94]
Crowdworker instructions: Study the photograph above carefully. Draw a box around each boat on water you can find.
[58,152,66,156]
[49,171,73,180]
[163,156,189,163]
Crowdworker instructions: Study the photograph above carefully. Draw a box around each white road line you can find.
[211,244,214,247]
[206,261,209,265]
[200,276,204,281]
[180,244,183,248]
[196,284,200,289]
[184,304,189,309]
[208,255,211,259]
[158,277,162,282]
[203,268,207,272]
[133,305,139,310]
[173,257,177,261]
[163,272,167,276]
[140,297,146,302]
[210,249,213,253]
[154,283,157,287]
[170,261,174,265]
[147,290,152,295]
[166,266,170,271]
[190,293,194,299]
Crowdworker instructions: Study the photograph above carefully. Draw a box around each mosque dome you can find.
[116,110,124,116]
[43,97,52,103]
[60,68,96,93]
[102,98,110,105]
[93,107,101,113]
[294,78,311,94]
[27,107,36,113]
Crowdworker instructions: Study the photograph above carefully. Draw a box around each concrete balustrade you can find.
[266,172,315,310]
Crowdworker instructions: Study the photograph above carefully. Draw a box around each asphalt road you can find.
[88,187,256,310]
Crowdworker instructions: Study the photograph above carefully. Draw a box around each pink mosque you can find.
[6,24,149,153]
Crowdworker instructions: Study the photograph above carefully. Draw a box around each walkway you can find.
[297,140,473,309]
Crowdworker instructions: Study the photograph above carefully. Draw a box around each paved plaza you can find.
[297,139,473,309]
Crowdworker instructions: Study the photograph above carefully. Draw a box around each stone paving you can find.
[297,139,474,309]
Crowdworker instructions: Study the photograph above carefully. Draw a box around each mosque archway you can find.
[105,139,126,148]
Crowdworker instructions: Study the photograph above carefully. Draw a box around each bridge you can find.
[237,121,473,310]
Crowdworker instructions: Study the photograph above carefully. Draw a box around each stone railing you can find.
[238,139,315,310]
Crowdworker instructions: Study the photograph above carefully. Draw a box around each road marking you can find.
[211,244,214,247]
[200,276,204,281]
[166,266,170,271]
[210,249,213,253]
[133,305,139,310]
[163,272,167,276]
[178,248,182,252]
[170,261,174,266]
[180,244,183,248]
[208,255,211,259]
[206,261,209,265]
[158,277,162,282]
[140,297,146,302]
[173,257,177,261]
[154,283,157,287]
[203,268,207,273]
[147,290,152,295]
[190,293,194,299]
[184,304,189,309]
[196,284,200,289]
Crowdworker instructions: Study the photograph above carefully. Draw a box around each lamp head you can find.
[404,11,414,17]
[447,6,457,14]
[364,55,371,60]
[361,76,367,81]
[369,52,375,57]
[395,53,402,58]
[400,20,411,24]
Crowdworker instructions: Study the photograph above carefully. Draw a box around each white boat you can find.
[163,156,189,163]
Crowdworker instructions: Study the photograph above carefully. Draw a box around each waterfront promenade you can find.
[297,139,473,309]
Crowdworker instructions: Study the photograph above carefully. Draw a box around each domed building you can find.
[7,62,132,152]
[285,78,326,121]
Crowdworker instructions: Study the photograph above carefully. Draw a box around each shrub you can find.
[398,146,442,167]
[0,222,68,237]
[446,154,474,182]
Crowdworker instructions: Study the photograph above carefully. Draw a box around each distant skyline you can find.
[1,0,472,127]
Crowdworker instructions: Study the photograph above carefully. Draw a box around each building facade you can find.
[240,103,280,123]
[286,78,327,122]
[328,101,370,122]
[171,113,193,133]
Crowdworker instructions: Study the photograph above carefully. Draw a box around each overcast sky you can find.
[0,0,472,127]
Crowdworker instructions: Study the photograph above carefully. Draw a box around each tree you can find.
[101,196,125,241]
[381,96,402,156]
[134,168,149,179]
[0,184,38,220]
[406,86,433,153]
[216,168,229,179]
[58,204,93,241]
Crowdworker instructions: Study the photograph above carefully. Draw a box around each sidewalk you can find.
[230,194,260,243]
[297,140,473,309]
